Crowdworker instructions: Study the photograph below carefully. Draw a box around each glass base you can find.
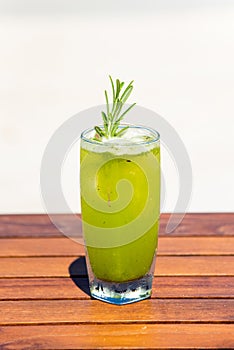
[89,274,153,305]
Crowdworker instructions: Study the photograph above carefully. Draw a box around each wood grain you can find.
[156,256,234,276]
[0,238,84,257]
[0,214,66,237]
[160,213,234,236]
[1,324,234,349]
[1,236,234,257]
[1,213,234,237]
[0,256,233,278]
[1,299,234,325]
[0,276,233,300]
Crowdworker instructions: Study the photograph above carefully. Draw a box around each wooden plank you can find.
[1,324,234,349]
[156,256,234,276]
[0,214,81,238]
[152,276,234,299]
[0,276,233,300]
[0,213,234,238]
[0,238,84,257]
[0,256,233,278]
[158,236,234,255]
[0,257,87,278]
[1,236,234,257]
[1,299,234,325]
[160,213,234,236]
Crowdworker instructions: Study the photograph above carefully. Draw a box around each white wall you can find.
[1,1,234,213]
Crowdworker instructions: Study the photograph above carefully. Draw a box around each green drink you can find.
[80,125,160,304]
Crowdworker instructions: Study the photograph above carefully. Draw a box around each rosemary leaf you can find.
[112,99,122,119]
[115,126,129,137]
[94,126,105,137]
[104,90,109,116]
[101,111,108,133]
[111,123,119,136]
[109,75,115,104]
[120,80,134,101]
[121,86,133,104]
[93,136,102,142]
[116,79,121,99]
[118,102,136,121]
[114,102,124,121]
[101,111,107,122]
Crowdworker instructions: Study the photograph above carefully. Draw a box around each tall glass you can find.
[80,125,160,304]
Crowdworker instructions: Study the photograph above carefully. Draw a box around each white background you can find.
[1,0,234,213]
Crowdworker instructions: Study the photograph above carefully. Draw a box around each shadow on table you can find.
[69,257,91,297]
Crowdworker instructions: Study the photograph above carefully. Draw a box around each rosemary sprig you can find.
[94,76,136,139]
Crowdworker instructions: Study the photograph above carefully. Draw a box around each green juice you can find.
[80,127,160,283]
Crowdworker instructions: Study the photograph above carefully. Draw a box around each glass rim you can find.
[80,124,160,147]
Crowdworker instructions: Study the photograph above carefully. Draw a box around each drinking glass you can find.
[80,125,160,304]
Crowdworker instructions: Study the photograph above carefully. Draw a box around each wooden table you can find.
[0,213,234,349]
